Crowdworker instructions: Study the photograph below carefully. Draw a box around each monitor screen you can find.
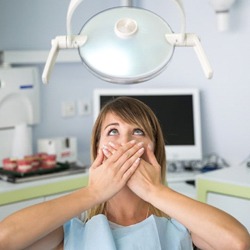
[93,88,202,161]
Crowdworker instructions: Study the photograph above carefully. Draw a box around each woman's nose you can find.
[120,134,133,144]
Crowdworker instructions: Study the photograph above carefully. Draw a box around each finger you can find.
[107,140,137,163]
[108,141,120,151]
[91,149,104,169]
[145,143,158,166]
[118,147,145,176]
[102,146,112,158]
[113,141,144,168]
[103,155,108,162]
[102,141,120,158]
[122,157,141,180]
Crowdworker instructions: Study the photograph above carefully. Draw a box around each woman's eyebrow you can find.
[104,122,119,130]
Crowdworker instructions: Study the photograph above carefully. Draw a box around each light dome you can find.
[78,7,174,84]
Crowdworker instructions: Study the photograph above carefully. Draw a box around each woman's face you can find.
[99,112,154,158]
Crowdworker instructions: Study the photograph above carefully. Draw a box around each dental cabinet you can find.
[0,173,89,220]
[196,167,250,232]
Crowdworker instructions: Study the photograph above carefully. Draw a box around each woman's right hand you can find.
[0,141,144,250]
[87,140,145,204]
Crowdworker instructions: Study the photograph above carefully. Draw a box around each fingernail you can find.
[102,148,109,156]
[108,141,115,147]
[137,142,144,147]
[135,158,141,165]
[130,140,136,144]
[102,145,108,149]
[138,148,145,153]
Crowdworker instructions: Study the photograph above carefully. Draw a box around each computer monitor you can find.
[93,88,202,161]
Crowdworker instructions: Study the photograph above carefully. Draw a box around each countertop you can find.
[196,166,250,187]
[196,166,250,202]
[0,172,89,206]
[0,169,199,206]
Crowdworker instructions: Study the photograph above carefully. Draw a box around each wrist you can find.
[73,186,103,214]
[146,183,167,204]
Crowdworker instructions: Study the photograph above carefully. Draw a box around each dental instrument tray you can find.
[0,162,87,183]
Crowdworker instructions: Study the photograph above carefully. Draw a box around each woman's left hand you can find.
[127,144,163,202]
[103,142,163,202]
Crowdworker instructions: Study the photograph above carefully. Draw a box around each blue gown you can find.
[64,214,193,249]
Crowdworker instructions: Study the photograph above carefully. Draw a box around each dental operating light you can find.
[42,0,213,84]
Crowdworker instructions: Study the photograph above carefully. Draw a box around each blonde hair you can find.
[87,96,167,220]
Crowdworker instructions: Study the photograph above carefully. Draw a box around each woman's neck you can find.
[105,187,150,226]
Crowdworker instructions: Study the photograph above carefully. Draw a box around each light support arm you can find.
[67,0,84,36]
[42,35,87,84]
[170,0,186,41]
[42,0,85,84]
[166,0,213,79]
[166,33,213,79]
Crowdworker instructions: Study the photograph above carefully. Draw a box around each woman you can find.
[0,97,249,250]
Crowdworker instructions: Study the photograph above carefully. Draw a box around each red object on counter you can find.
[2,153,57,172]
[16,159,33,173]
[37,152,48,160]
[25,155,40,170]
[2,158,17,171]
[41,154,57,169]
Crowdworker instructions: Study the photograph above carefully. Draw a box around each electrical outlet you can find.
[61,101,76,117]
[78,99,91,116]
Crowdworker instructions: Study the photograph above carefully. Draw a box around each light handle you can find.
[42,0,84,84]
[171,0,186,41]
[42,35,87,84]
[166,33,213,79]
[42,37,61,84]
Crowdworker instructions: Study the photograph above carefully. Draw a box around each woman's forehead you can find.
[101,112,120,125]
[101,112,140,128]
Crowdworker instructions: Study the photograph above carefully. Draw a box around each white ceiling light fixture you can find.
[42,0,213,84]
[209,0,236,32]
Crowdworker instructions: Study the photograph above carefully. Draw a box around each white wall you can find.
[0,0,250,166]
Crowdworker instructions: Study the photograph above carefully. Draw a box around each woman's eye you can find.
[133,128,144,135]
[108,128,119,136]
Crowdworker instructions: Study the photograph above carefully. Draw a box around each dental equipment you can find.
[42,0,213,84]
